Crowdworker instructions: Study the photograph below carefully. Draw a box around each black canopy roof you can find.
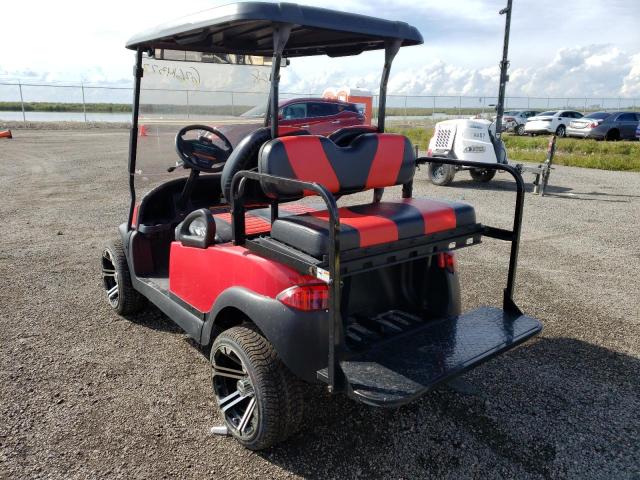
[126,2,423,57]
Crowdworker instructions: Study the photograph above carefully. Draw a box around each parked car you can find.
[502,110,541,135]
[566,112,612,138]
[584,111,640,141]
[524,110,583,137]
[219,97,365,145]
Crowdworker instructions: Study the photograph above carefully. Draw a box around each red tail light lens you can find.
[277,283,329,311]
[589,122,598,128]
[437,252,456,273]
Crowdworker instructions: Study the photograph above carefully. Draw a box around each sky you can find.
[1,0,639,98]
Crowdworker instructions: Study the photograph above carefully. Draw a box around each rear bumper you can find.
[524,126,553,134]
[566,128,592,138]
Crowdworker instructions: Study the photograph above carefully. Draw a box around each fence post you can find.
[584,97,587,112]
[81,82,87,124]
[18,81,26,124]
[458,96,461,117]
[186,90,190,119]
[403,95,408,123]
[231,92,235,116]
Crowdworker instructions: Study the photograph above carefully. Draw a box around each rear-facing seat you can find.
[257,133,478,258]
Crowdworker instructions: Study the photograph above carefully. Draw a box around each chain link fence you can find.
[1,81,638,127]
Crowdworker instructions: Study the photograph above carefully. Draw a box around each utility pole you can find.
[494,0,512,139]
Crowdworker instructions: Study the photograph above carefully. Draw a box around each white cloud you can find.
[281,44,640,99]
[621,54,640,97]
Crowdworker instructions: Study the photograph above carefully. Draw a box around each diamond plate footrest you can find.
[318,306,541,407]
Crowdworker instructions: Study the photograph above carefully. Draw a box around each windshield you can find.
[584,112,611,120]
[538,111,557,116]
[135,52,272,195]
[240,103,268,118]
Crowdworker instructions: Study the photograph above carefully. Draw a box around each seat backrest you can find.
[258,133,415,199]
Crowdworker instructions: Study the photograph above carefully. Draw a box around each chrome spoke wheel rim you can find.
[102,249,119,308]
[212,345,258,440]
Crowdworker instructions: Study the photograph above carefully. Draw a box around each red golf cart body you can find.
[107,2,541,443]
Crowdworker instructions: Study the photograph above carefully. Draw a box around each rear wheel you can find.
[516,124,525,136]
[605,129,620,141]
[469,168,496,182]
[211,325,304,450]
[427,162,456,186]
[555,125,566,137]
[101,239,147,315]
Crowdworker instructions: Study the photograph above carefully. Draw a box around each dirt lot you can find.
[1,129,639,479]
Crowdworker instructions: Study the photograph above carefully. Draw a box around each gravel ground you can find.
[1,129,639,480]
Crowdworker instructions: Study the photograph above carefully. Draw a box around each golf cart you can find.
[421,0,555,195]
[102,2,542,450]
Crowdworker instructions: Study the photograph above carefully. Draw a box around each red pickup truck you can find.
[218,97,366,146]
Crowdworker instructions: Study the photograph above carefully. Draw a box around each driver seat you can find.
[214,127,311,243]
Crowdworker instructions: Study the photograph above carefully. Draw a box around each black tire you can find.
[101,238,147,315]
[469,168,496,182]
[427,162,456,186]
[555,125,566,137]
[605,129,619,141]
[516,124,525,136]
[211,325,304,450]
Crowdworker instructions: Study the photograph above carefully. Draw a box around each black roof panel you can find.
[126,2,423,57]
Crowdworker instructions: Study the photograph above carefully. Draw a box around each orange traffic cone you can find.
[0,129,12,139]
[139,125,148,137]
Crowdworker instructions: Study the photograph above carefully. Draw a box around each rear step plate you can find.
[318,307,541,407]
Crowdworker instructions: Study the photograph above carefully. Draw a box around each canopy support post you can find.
[267,23,292,139]
[377,39,402,133]
[127,48,143,232]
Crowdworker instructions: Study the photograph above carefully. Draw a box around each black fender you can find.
[202,287,329,383]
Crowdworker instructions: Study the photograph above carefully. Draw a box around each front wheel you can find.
[211,325,304,450]
[102,239,147,315]
[516,124,525,136]
[427,162,456,186]
[469,168,496,182]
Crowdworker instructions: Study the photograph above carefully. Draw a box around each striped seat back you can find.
[258,133,415,199]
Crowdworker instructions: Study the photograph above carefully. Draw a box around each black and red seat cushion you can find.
[258,133,415,199]
[210,203,319,244]
[269,198,477,258]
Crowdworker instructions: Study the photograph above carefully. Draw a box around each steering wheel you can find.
[175,125,233,173]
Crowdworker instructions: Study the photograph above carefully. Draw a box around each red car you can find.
[220,97,365,145]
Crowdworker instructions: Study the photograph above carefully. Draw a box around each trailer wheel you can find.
[211,325,304,450]
[469,168,496,182]
[101,239,147,315]
[427,162,455,186]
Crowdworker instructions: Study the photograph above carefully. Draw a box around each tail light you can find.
[277,283,329,311]
[589,122,600,128]
[427,148,433,156]
[504,116,515,122]
[437,252,456,273]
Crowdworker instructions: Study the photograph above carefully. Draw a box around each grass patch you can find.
[388,126,640,172]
